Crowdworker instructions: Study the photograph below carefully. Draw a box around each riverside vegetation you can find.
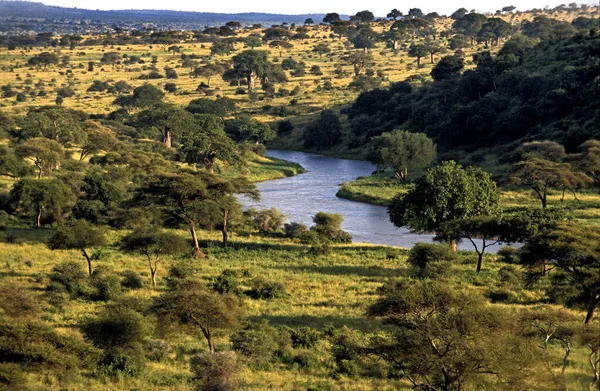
[0,4,599,391]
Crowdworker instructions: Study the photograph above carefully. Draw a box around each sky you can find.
[39,0,593,16]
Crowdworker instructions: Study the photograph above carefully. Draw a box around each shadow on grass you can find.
[275,265,403,278]
[1,227,53,245]
[248,314,383,332]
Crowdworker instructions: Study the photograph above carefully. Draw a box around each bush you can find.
[145,339,171,362]
[337,359,359,378]
[121,270,144,289]
[82,308,146,377]
[277,120,294,136]
[292,350,320,371]
[190,351,241,391]
[254,208,287,234]
[249,277,288,299]
[47,261,89,298]
[164,82,177,93]
[212,269,240,295]
[486,288,517,303]
[166,262,196,290]
[498,266,523,288]
[284,222,308,238]
[0,283,40,317]
[231,321,279,368]
[497,246,519,264]
[90,269,123,301]
[290,327,321,348]
[407,243,458,278]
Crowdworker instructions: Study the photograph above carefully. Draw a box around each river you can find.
[241,150,506,252]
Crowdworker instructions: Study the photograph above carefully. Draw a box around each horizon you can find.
[4,0,598,17]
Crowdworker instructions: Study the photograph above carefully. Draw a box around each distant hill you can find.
[0,1,345,34]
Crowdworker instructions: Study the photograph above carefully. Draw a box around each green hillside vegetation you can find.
[0,4,599,391]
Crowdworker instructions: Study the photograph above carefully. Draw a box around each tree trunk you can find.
[561,341,571,374]
[148,255,158,288]
[430,52,434,63]
[476,252,484,273]
[584,303,596,324]
[417,57,421,66]
[247,71,254,91]
[222,210,228,247]
[82,248,93,276]
[189,222,205,258]
[36,207,42,228]
[450,240,457,252]
[162,129,172,148]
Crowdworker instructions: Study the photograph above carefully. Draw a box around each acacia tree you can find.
[194,63,225,87]
[452,13,488,45]
[388,161,500,250]
[113,83,165,110]
[344,51,373,77]
[519,223,600,325]
[570,140,600,193]
[20,106,85,144]
[509,154,591,208]
[231,50,269,91]
[10,178,75,227]
[119,228,188,287]
[367,130,436,183]
[79,121,119,162]
[48,219,106,275]
[269,40,293,58]
[179,114,242,173]
[368,280,550,390]
[408,43,429,66]
[153,279,243,354]
[136,105,196,148]
[15,138,63,178]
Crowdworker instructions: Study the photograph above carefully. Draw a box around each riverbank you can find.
[336,173,600,226]
[241,153,307,183]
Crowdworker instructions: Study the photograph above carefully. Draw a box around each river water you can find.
[241,150,505,252]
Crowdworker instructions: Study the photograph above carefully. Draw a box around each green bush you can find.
[90,270,123,301]
[249,277,288,299]
[212,269,240,295]
[82,308,146,377]
[47,261,89,298]
[290,327,321,349]
[166,262,196,290]
[291,350,320,371]
[284,222,308,238]
[231,321,279,368]
[145,339,171,362]
[190,351,240,391]
[337,359,359,378]
[121,270,144,289]
[407,243,458,278]
[497,246,519,264]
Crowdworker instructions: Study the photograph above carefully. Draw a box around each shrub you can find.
[292,350,320,371]
[190,351,241,391]
[231,321,279,368]
[497,246,519,264]
[407,243,458,278]
[90,270,123,301]
[290,327,321,348]
[498,266,523,288]
[47,260,89,298]
[486,288,517,303]
[121,270,144,289]
[166,262,196,290]
[249,277,288,299]
[284,222,308,238]
[277,120,294,136]
[164,82,177,93]
[82,308,146,377]
[0,283,41,317]
[337,359,359,378]
[145,339,171,362]
[212,269,240,295]
[254,208,287,234]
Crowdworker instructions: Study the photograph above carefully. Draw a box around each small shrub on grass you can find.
[145,339,171,362]
[166,262,196,290]
[486,288,517,303]
[248,277,288,299]
[231,321,279,369]
[47,260,89,298]
[212,269,240,295]
[407,243,458,278]
[90,269,123,301]
[121,270,144,289]
[497,246,519,264]
[292,350,320,371]
[190,351,241,391]
[284,222,308,238]
[290,327,321,348]
[498,266,523,288]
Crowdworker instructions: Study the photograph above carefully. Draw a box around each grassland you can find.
[336,173,600,226]
[0,224,594,390]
